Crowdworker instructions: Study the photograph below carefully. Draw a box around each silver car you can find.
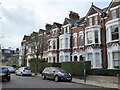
[15,67,32,76]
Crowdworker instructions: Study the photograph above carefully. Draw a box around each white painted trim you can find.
[62,24,70,28]
[88,13,98,18]
[110,5,120,11]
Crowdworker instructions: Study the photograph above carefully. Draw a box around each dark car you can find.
[0,66,11,82]
[41,67,72,82]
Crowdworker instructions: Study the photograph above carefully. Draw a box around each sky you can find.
[0,0,111,50]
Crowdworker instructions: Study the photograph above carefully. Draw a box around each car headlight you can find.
[68,73,71,76]
[58,72,64,76]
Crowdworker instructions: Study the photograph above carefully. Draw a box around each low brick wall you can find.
[87,75,119,84]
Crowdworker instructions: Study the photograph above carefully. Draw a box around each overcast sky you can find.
[0,0,111,50]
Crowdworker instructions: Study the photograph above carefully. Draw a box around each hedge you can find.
[61,61,91,77]
[87,69,120,76]
[38,63,61,73]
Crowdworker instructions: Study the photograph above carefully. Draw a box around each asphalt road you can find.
[1,74,107,88]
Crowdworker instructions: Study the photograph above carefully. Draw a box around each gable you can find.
[107,0,120,11]
[88,7,98,16]
[63,18,69,26]
[51,23,58,30]
[86,4,102,17]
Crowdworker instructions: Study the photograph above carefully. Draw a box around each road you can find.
[2,74,108,88]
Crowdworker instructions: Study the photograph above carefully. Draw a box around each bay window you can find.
[79,35,84,46]
[88,53,93,67]
[65,38,68,48]
[95,53,101,67]
[95,30,99,43]
[73,37,77,47]
[65,55,69,62]
[113,52,120,68]
[111,25,119,41]
[53,40,56,49]
[86,31,92,44]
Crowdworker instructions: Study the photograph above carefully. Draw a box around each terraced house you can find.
[21,0,120,69]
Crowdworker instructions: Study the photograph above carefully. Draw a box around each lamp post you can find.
[77,25,86,83]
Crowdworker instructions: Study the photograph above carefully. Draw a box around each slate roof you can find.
[74,17,86,26]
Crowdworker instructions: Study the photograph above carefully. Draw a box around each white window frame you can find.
[111,9,117,19]
[86,31,92,44]
[89,17,92,26]
[110,25,119,41]
[112,52,120,68]
[94,15,98,25]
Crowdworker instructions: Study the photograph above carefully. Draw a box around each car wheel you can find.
[42,74,46,80]
[7,77,11,82]
[20,72,23,76]
[54,76,59,82]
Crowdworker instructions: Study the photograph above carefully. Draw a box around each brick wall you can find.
[87,75,119,84]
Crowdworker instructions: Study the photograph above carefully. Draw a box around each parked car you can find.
[41,67,72,82]
[0,66,11,82]
[15,67,32,76]
[5,66,15,73]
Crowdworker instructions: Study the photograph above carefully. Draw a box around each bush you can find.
[61,61,91,77]
[88,69,120,76]
[29,58,46,73]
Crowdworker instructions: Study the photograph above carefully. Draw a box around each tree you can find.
[30,30,48,75]
[30,30,48,59]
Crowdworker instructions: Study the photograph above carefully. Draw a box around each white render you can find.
[85,47,102,68]
[85,25,101,46]
[47,52,57,63]
[59,34,71,50]
[106,18,120,43]
[59,51,70,62]
[107,43,120,69]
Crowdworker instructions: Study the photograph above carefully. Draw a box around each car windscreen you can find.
[6,66,15,70]
[0,67,9,73]
[55,68,66,73]
[24,67,30,70]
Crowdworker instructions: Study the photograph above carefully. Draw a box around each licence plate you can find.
[67,78,71,80]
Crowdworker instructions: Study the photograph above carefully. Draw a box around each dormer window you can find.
[111,9,116,19]
[89,17,92,26]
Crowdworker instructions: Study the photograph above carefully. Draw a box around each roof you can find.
[107,0,120,11]
[54,22,62,29]
[74,17,86,26]
[23,35,30,41]
[86,3,102,17]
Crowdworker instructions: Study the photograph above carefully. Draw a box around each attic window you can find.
[89,17,92,26]
[111,9,116,19]
[94,16,98,25]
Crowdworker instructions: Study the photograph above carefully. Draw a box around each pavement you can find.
[32,73,119,89]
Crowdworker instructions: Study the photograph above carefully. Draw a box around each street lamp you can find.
[77,24,86,83]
